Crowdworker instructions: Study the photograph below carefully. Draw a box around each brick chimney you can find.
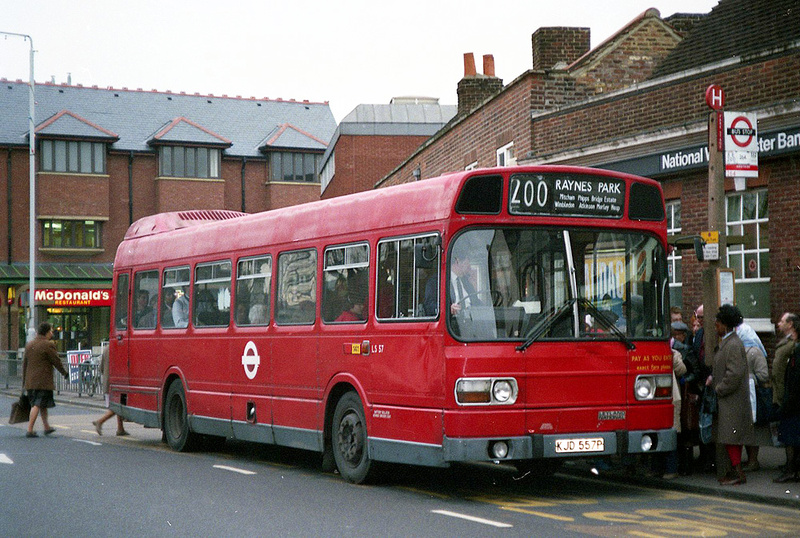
[531,27,590,70]
[457,53,503,117]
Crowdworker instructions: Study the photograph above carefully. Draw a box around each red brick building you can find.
[0,83,335,352]
[320,97,456,199]
[380,0,800,344]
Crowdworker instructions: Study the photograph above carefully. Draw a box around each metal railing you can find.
[1,350,100,397]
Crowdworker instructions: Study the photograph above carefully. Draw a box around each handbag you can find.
[680,384,700,431]
[9,392,31,424]
[755,385,774,425]
[699,385,717,445]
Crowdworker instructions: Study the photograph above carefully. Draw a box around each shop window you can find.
[40,140,106,174]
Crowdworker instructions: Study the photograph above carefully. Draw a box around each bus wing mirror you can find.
[693,236,705,262]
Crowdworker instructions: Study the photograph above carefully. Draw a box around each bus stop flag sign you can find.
[724,111,758,177]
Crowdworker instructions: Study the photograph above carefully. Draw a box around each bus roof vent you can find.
[124,210,246,240]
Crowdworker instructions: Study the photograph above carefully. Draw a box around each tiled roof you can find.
[0,82,336,157]
[652,0,800,78]
[36,110,119,140]
[258,123,328,151]
[149,117,231,146]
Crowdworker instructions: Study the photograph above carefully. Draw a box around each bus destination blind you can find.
[509,173,625,218]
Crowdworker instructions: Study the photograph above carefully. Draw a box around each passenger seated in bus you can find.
[422,273,439,317]
[161,288,175,328]
[133,290,155,329]
[336,289,366,322]
[248,295,268,325]
[172,287,189,328]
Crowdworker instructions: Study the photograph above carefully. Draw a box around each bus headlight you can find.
[634,375,672,400]
[493,380,514,403]
[456,378,518,405]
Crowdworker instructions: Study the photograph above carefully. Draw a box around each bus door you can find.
[271,249,321,450]
[110,272,131,391]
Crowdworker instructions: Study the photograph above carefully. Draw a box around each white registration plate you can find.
[554,437,605,454]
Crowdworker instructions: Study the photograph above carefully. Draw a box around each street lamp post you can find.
[1,31,36,341]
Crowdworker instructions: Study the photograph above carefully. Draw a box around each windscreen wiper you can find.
[579,298,636,350]
[516,299,576,352]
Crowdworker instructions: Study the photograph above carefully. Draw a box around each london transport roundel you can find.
[241,341,260,380]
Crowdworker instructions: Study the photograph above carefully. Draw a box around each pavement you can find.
[4,384,799,508]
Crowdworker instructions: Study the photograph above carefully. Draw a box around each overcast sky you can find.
[2,0,719,122]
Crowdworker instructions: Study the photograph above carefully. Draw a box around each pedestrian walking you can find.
[92,345,128,436]
[22,322,68,437]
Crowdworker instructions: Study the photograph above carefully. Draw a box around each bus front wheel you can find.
[164,380,198,452]
[332,392,372,483]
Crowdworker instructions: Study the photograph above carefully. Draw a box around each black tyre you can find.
[163,380,198,451]
[332,392,372,483]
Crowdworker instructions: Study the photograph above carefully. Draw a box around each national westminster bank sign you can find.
[605,125,800,178]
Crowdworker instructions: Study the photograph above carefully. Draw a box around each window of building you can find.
[323,243,369,324]
[42,219,102,250]
[377,233,440,320]
[162,266,191,329]
[194,260,232,327]
[496,142,516,167]
[269,152,322,183]
[727,189,769,280]
[320,153,335,192]
[133,270,159,330]
[276,249,317,325]
[666,201,682,308]
[236,255,272,326]
[159,146,221,178]
[40,140,106,174]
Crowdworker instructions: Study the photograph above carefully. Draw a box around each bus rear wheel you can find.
[332,392,372,484]
[164,380,198,452]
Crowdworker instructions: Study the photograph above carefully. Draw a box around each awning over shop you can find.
[0,262,113,285]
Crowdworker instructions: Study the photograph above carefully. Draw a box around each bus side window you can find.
[162,266,190,329]
[377,233,440,321]
[114,273,130,331]
[235,255,272,326]
[276,249,317,325]
[322,243,369,324]
[194,260,232,327]
[132,270,159,330]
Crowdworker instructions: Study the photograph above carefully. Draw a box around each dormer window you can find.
[40,140,106,174]
[159,146,221,179]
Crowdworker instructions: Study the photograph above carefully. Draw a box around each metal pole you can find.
[0,31,35,342]
[27,37,36,338]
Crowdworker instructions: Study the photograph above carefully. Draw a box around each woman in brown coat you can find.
[22,322,68,437]
[707,304,755,485]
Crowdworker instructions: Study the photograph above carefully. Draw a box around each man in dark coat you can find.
[22,322,68,437]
